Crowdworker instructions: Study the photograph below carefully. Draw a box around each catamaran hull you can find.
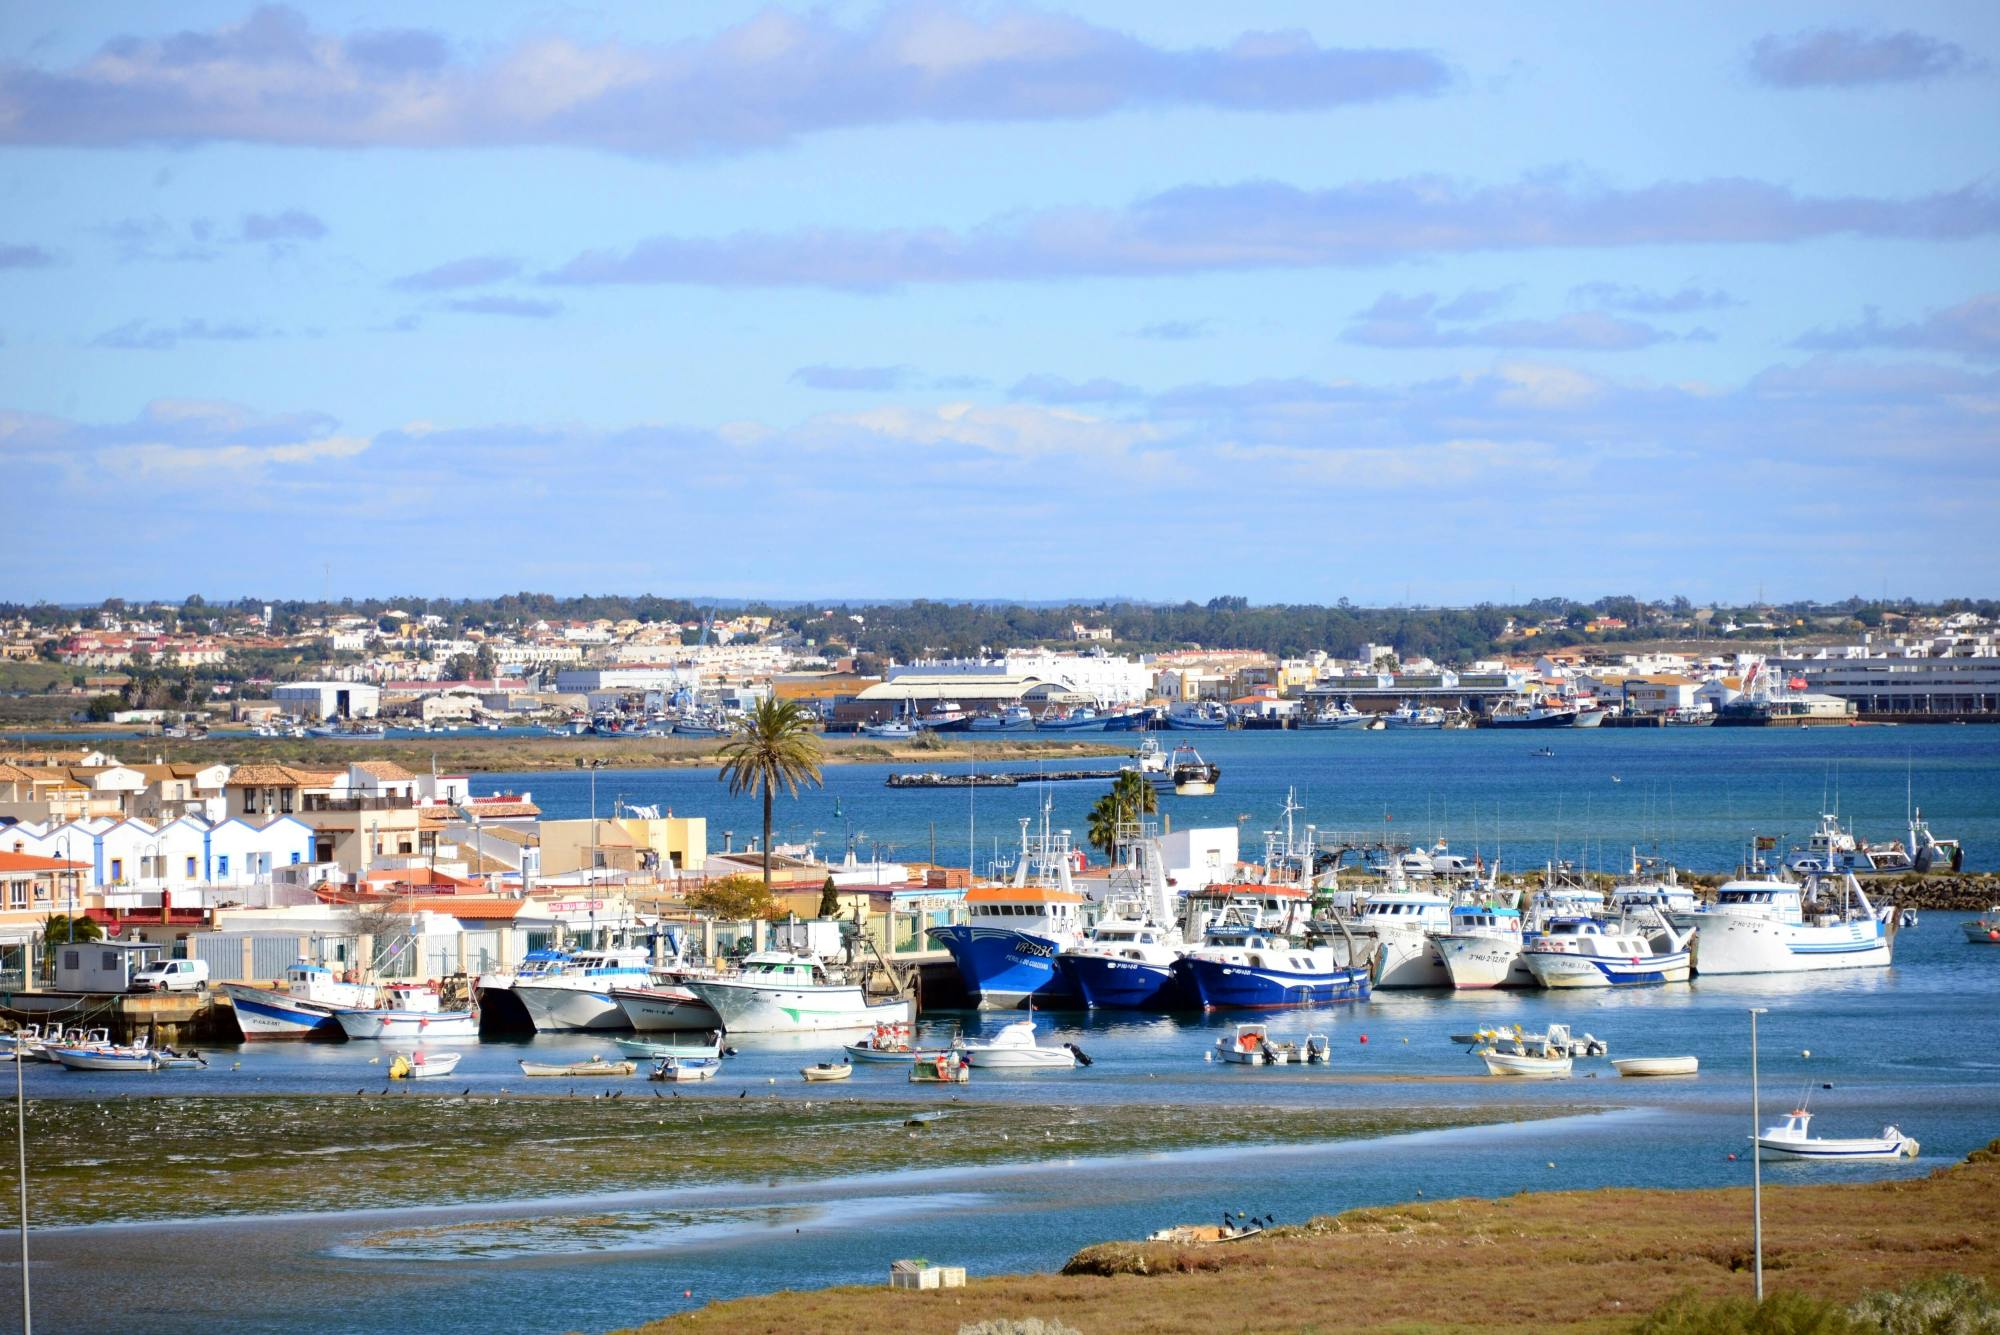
[1057,954,1186,1010]
[682,980,912,1034]
[511,984,633,1032]
[1436,934,1533,989]
[928,925,1079,1009]
[1675,915,1892,975]
[222,985,339,1040]
[1175,958,1371,1010]
[332,1008,480,1040]
[1524,951,1692,988]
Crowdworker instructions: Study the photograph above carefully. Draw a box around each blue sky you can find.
[2,2,1995,606]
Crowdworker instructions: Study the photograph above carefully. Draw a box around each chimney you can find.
[723,830,734,853]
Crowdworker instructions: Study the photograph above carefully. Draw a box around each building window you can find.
[217,855,230,878]
[110,858,123,882]
[185,856,198,878]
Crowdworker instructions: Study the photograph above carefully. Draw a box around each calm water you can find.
[486,725,2000,873]
[15,927,2000,1333]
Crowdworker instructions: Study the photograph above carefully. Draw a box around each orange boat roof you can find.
[964,886,1087,905]
[1188,882,1310,899]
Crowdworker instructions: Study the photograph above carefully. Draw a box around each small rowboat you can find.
[1611,1056,1699,1077]
[388,1050,463,1080]
[616,1036,723,1060]
[518,1058,635,1078]
[649,1055,720,1082]
[49,1045,158,1072]
[801,1061,853,1082]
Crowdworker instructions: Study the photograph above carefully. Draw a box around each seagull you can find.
[739,1089,748,1099]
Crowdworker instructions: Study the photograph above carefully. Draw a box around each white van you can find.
[129,959,209,993]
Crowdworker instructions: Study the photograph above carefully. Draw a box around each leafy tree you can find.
[687,873,779,921]
[39,914,104,977]
[716,698,824,890]
[816,875,842,919]
[1086,771,1158,860]
[84,694,121,722]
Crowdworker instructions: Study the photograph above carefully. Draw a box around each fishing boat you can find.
[332,981,479,1040]
[1522,917,1693,988]
[1349,887,1454,988]
[858,717,916,739]
[49,1038,159,1072]
[1755,1108,1919,1161]
[1163,702,1230,731]
[908,1047,970,1083]
[518,1057,635,1077]
[473,947,574,1030]
[800,1061,853,1082]
[1297,702,1370,730]
[843,1021,922,1062]
[1169,744,1221,796]
[1382,702,1446,729]
[510,947,656,1032]
[1173,922,1371,1010]
[1033,706,1104,731]
[223,961,376,1040]
[386,1050,462,1080]
[649,1054,720,1082]
[928,802,1089,1008]
[968,705,1035,732]
[962,1019,1078,1070]
[1963,909,2000,944]
[1476,1023,1585,1078]
[1667,871,1895,975]
[1611,1056,1699,1077]
[611,981,722,1032]
[1483,698,1579,729]
[1435,904,1532,989]
[682,952,913,1034]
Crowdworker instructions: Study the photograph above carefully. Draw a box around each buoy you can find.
[1546,1161,1556,1169]
[1359,1035,1369,1044]
[682,1289,692,1299]
[1728,1153,1737,1161]
[1401,1037,1409,1044]
[1801,1049,1811,1058]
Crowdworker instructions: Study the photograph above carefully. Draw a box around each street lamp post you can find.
[1749,1006,1770,1302]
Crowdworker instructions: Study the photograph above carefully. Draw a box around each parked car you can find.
[129,959,209,993]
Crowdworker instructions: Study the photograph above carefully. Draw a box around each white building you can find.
[1158,826,1239,891]
[272,681,381,720]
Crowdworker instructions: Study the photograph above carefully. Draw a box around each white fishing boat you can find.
[800,1061,853,1082]
[332,982,479,1040]
[649,1054,720,1082]
[1434,903,1531,989]
[223,961,376,1040]
[612,981,723,1032]
[1476,1022,1588,1078]
[1755,1108,1919,1162]
[682,951,913,1034]
[1668,872,1894,975]
[1522,917,1693,988]
[518,1056,635,1077]
[1350,887,1453,988]
[386,1050,462,1080]
[1168,744,1220,796]
[1611,1056,1699,1077]
[962,1019,1078,1070]
[511,947,656,1032]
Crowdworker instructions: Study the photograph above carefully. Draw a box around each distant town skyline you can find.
[4,3,1996,602]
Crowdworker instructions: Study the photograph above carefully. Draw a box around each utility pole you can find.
[1749,1006,1769,1302]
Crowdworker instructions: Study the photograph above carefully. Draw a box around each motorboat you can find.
[518,1057,636,1077]
[387,1050,462,1080]
[909,1046,970,1083]
[962,1019,1078,1070]
[1032,706,1103,731]
[858,717,916,739]
[1382,702,1445,729]
[968,705,1035,732]
[49,1037,158,1072]
[649,1054,720,1082]
[1124,737,1173,784]
[682,952,914,1034]
[1963,909,2000,944]
[1484,698,1579,728]
[1522,917,1693,988]
[611,981,722,1032]
[0,1025,47,1061]
[1668,872,1895,975]
[1434,904,1531,989]
[333,982,480,1040]
[1163,702,1229,731]
[1611,1056,1699,1077]
[1755,1108,1918,1162]
[224,960,375,1040]
[1173,922,1370,1010]
[1212,1023,1316,1066]
[510,947,657,1032]
[614,1034,723,1060]
[801,1061,853,1082]
[1297,702,1370,730]
[1476,1023,1591,1078]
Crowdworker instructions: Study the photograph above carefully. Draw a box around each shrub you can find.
[1851,1274,2000,1335]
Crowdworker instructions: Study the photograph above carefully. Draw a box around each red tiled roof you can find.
[0,851,90,873]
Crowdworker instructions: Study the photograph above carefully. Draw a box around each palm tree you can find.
[1087,771,1158,861]
[717,698,825,890]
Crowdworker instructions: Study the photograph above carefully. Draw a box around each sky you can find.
[1,2,1996,607]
